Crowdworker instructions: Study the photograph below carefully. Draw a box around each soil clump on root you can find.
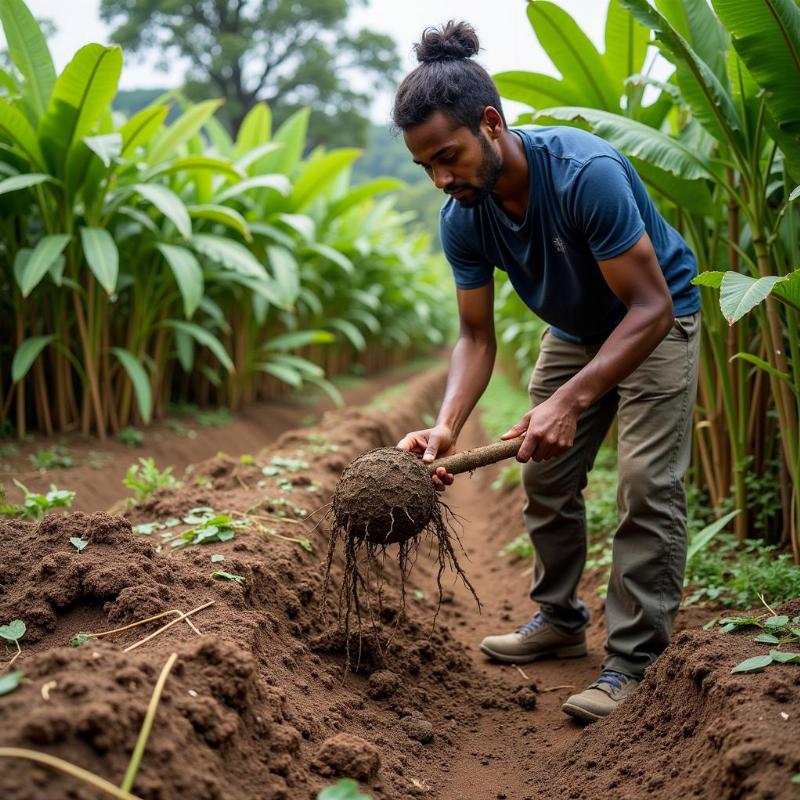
[327,447,479,663]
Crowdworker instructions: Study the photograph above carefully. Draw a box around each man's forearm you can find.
[555,302,673,413]
[437,335,497,439]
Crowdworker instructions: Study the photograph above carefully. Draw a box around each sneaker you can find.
[479,611,587,664]
[562,669,640,722]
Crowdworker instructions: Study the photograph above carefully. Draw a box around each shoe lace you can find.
[517,611,546,637]
[595,669,629,691]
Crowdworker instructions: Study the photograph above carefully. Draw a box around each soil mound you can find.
[529,600,800,800]
[0,366,498,800]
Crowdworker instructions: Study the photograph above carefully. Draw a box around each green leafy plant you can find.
[166,507,246,549]
[706,611,800,673]
[27,446,75,470]
[211,570,245,584]
[499,533,533,562]
[123,458,180,502]
[2,480,76,519]
[117,426,144,447]
[0,618,26,669]
[317,779,373,800]
[69,536,88,551]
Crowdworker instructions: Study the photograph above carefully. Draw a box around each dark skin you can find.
[397,108,674,491]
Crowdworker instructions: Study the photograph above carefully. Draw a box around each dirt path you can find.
[1,358,442,513]
[406,413,601,798]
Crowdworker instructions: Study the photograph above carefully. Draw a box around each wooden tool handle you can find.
[427,436,525,476]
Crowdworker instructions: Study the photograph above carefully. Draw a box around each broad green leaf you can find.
[83,132,121,167]
[234,141,282,173]
[692,271,725,288]
[267,245,299,306]
[305,374,345,408]
[0,66,18,94]
[276,213,315,241]
[213,174,290,203]
[686,509,739,564]
[753,633,780,644]
[290,148,361,210]
[621,0,744,155]
[605,0,651,91]
[719,272,785,324]
[0,618,25,641]
[149,155,243,181]
[300,242,353,274]
[204,114,234,157]
[235,102,271,157]
[730,654,773,673]
[772,269,800,312]
[0,670,23,696]
[156,243,204,318]
[148,99,223,166]
[317,777,372,799]
[729,352,794,389]
[110,348,152,423]
[329,318,366,351]
[188,204,251,241]
[0,172,55,196]
[656,0,729,82]
[191,233,265,278]
[262,330,335,351]
[630,157,715,217]
[0,0,56,118]
[256,107,310,176]
[0,97,45,166]
[17,233,70,297]
[712,0,800,160]
[163,320,234,372]
[493,71,583,109]
[533,107,711,180]
[69,536,88,551]
[770,650,800,664]
[271,354,324,377]
[119,104,169,157]
[11,334,56,382]
[764,615,790,628]
[38,44,122,177]
[325,178,405,222]
[80,227,118,294]
[134,183,192,239]
[527,1,619,110]
[259,361,302,388]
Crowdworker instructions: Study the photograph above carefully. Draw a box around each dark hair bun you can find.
[415,20,479,63]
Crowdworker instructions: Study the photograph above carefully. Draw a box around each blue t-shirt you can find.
[440,126,700,344]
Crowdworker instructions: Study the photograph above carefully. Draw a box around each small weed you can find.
[165,508,246,549]
[28,445,75,470]
[211,570,245,584]
[196,408,231,428]
[1,481,75,519]
[1,618,26,671]
[317,779,372,800]
[210,554,225,563]
[86,450,112,470]
[117,427,144,447]
[164,418,197,438]
[123,458,180,502]
[0,443,18,458]
[69,536,88,551]
[499,533,533,561]
[706,611,800,673]
[69,634,95,647]
[0,670,24,695]
[240,454,254,465]
[491,463,521,492]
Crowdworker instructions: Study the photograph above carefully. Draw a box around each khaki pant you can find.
[522,315,700,679]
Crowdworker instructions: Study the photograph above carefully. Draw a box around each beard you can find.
[446,133,503,208]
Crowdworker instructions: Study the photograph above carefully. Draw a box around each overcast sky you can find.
[16,0,612,124]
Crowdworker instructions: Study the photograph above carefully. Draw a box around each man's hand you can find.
[396,424,456,492]
[500,393,579,462]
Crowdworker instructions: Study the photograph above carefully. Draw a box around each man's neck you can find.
[490,129,530,223]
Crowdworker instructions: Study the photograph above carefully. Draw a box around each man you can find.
[393,20,700,723]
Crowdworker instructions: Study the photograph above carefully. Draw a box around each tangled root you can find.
[323,448,480,671]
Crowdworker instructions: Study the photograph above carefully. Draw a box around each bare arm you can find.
[502,233,674,462]
[397,282,496,488]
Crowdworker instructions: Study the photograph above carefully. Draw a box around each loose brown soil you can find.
[1,364,797,800]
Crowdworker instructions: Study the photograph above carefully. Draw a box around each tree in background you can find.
[99,0,401,148]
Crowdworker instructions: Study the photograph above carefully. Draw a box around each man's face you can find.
[403,110,503,208]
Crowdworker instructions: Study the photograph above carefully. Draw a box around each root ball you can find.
[332,447,436,545]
